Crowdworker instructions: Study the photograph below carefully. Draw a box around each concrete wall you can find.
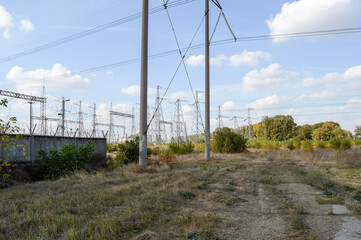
[0,134,106,164]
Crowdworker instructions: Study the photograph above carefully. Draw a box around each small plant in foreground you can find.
[106,151,127,175]
[159,150,179,168]
[36,141,94,180]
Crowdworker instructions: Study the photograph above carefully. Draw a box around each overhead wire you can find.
[1,26,361,88]
[0,0,196,64]
[155,0,205,131]
[146,8,206,133]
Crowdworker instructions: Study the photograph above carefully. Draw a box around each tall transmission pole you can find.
[131,107,136,136]
[154,86,167,143]
[216,105,223,130]
[173,99,188,143]
[74,101,84,137]
[109,102,113,143]
[139,0,148,168]
[205,0,210,160]
[28,101,34,135]
[247,108,254,139]
[60,97,70,137]
[92,103,97,137]
[40,81,47,135]
[192,90,203,140]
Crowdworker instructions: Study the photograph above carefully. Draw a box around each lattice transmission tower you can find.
[173,99,187,143]
[153,86,167,143]
[192,90,204,140]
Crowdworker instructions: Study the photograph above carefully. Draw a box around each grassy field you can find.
[1,148,361,239]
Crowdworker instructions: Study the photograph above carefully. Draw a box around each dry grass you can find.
[1,148,361,239]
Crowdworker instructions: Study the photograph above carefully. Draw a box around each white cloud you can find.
[0,5,14,38]
[169,91,193,102]
[19,19,34,32]
[229,51,271,67]
[267,0,361,42]
[303,65,361,91]
[295,91,338,102]
[6,64,92,94]
[186,55,204,66]
[242,63,299,93]
[247,95,294,109]
[186,51,271,67]
[210,55,227,66]
[222,101,237,112]
[120,85,157,96]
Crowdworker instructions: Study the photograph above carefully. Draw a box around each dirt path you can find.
[194,161,361,240]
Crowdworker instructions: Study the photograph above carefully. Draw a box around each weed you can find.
[187,231,219,240]
[222,186,236,192]
[344,185,356,191]
[302,140,313,153]
[179,191,196,199]
[354,191,361,203]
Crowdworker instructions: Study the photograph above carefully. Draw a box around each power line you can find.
[0,0,196,64]
[2,26,361,88]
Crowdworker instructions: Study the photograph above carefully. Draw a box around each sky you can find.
[0,0,361,139]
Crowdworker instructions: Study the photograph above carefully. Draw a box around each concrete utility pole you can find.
[60,97,70,137]
[28,101,34,135]
[139,0,149,167]
[62,97,65,137]
[205,0,210,160]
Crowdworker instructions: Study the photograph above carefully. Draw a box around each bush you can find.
[159,150,179,168]
[106,151,126,175]
[117,136,152,164]
[36,141,95,180]
[169,142,194,155]
[285,140,295,150]
[302,140,313,153]
[329,138,351,150]
[212,128,247,153]
[106,143,116,152]
[317,141,326,149]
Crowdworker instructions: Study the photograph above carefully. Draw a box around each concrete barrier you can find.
[0,134,106,164]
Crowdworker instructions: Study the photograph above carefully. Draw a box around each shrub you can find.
[106,143,116,152]
[106,151,126,175]
[341,138,352,150]
[317,141,326,149]
[117,136,152,164]
[285,140,295,150]
[169,142,194,155]
[193,142,205,153]
[36,141,95,180]
[159,150,179,168]
[212,128,247,153]
[329,138,351,150]
[302,140,313,152]
[293,139,302,149]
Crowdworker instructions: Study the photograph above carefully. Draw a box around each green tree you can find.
[312,122,348,141]
[0,99,26,183]
[258,115,297,141]
[212,127,247,153]
[296,124,313,140]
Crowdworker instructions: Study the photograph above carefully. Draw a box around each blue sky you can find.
[0,0,361,138]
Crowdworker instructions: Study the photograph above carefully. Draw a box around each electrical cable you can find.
[160,0,205,131]
[0,0,196,64]
[1,27,360,88]
[146,10,206,133]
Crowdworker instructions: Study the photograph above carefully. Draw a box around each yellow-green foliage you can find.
[302,140,313,152]
[193,143,205,153]
[0,99,27,183]
[212,128,247,153]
